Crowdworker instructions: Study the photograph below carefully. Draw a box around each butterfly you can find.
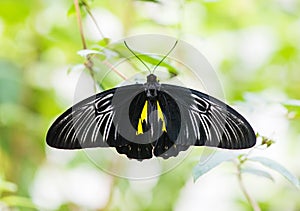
[46,41,256,160]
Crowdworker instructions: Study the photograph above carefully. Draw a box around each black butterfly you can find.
[46,41,256,160]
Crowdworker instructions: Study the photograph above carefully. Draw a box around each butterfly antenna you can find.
[152,40,178,73]
[124,41,151,74]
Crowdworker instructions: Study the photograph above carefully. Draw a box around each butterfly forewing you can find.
[46,88,115,149]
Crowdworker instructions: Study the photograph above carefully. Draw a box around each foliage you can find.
[0,0,300,210]
[193,138,299,210]
[0,175,36,210]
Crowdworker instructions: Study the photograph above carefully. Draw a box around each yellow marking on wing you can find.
[136,101,167,135]
[137,101,148,135]
[157,101,167,132]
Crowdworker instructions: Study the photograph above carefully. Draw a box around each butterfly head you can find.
[144,74,160,98]
[147,74,158,83]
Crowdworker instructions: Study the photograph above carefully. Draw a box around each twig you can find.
[102,60,128,80]
[237,163,261,211]
[74,0,98,91]
[83,3,106,39]
[74,0,87,49]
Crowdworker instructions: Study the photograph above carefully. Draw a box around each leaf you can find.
[98,38,110,47]
[249,157,300,189]
[67,2,84,16]
[139,54,179,76]
[77,49,106,60]
[241,167,274,182]
[67,0,91,16]
[283,100,300,119]
[1,196,36,208]
[108,43,180,75]
[0,179,17,193]
[261,137,275,148]
[67,4,76,16]
[193,150,237,181]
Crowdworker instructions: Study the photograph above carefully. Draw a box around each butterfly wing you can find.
[46,88,115,149]
[159,84,256,150]
[46,83,256,160]
[47,85,137,148]
[46,84,161,160]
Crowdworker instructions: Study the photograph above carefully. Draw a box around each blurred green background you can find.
[0,0,300,210]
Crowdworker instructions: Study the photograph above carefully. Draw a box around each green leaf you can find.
[67,4,76,16]
[0,176,17,194]
[139,54,179,76]
[0,181,17,194]
[107,43,179,75]
[282,100,300,119]
[261,137,275,148]
[241,167,274,182]
[249,157,300,189]
[67,0,88,17]
[97,38,110,47]
[193,150,237,181]
[1,196,36,208]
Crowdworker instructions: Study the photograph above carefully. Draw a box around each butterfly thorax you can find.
[144,74,161,99]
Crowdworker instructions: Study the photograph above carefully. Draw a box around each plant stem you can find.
[73,0,128,88]
[74,0,87,49]
[237,164,261,211]
[102,60,128,80]
[84,5,106,39]
[74,0,98,91]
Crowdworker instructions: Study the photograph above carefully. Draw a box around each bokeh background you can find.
[1,0,300,210]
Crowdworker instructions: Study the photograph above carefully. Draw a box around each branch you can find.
[81,2,106,39]
[102,60,128,80]
[237,164,261,211]
[74,0,87,49]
